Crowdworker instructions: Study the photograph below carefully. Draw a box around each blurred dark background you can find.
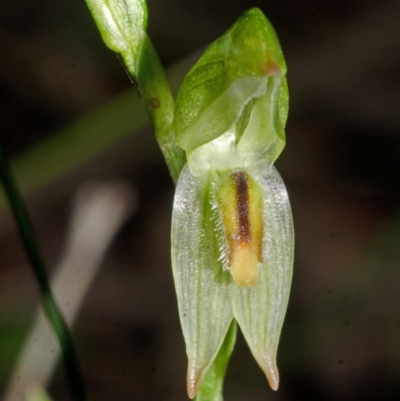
[1,0,400,400]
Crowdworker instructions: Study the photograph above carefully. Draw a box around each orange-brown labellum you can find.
[217,170,264,287]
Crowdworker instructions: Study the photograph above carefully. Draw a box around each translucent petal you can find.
[231,165,294,390]
[278,77,289,129]
[171,165,234,398]
[188,131,243,177]
[180,76,267,173]
[237,77,286,167]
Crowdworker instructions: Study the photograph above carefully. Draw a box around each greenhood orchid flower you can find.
[171,8,294,399]
[85,1,293,398]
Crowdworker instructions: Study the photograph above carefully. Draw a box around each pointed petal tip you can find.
[267,373,280,391]
[186,364,204,399]
[252,353,280,391]
[187,382,198,400]
[263,359,280,391]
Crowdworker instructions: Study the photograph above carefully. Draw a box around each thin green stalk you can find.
[84,0,186,183]
[0,146,88,401]
[133,36,186,183]
[195,321,237,401]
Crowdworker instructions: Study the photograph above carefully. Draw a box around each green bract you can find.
[85,0,148,74]
[174,8,288,177]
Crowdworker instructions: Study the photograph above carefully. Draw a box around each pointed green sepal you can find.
[231,165,293,390]
[171,165,234,398]
[85,0,148,74]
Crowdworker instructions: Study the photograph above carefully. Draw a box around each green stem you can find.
[195,321,237,401]
[0,146,89,401]
[128,35,186,183]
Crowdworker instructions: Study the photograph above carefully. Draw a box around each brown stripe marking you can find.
[233,171,251,244]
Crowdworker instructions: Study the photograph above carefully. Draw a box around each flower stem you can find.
[195,321,237,401]
[126,35,186,183]
[0,146,89,401]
